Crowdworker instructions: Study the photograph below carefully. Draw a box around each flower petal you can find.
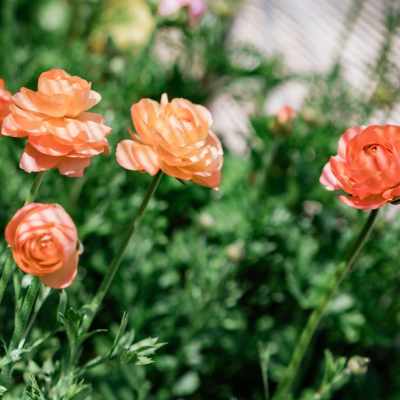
[14,88,69,118]
[29,133,72,156]
[320,161,342,191]
[5,203,42,245]
[57,157,91,177]
[20,144,60,173]
[339,195,386,210]
[116,139,160,176]
[337,126,362,159]
[192,169,221,189]
[1,113,29,137]
[40,251,78,289]
[37,69,101,117]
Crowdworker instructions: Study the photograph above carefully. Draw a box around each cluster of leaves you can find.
[0,0,399,399]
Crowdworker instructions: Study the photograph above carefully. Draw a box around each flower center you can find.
[364,144,380,155]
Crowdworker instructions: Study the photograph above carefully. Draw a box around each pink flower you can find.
[158,0,207,24]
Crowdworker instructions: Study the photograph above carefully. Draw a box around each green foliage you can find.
[0,0,399,399]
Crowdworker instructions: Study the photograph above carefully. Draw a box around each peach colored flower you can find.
[0,79,12,127]
[1,69,111,177]
[320,125,400,210]
[277,105,296,125]
[5,203,79,289]
[116,94,223,189]
[158,0,207,24]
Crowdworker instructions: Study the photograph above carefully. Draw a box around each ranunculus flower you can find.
[116,94,223,189]
[320,125,400,210]
[5,203,79,289]
[0,79,12,127]
[158,0,207,24]
[1,69,111,177]
[277,105,296,125]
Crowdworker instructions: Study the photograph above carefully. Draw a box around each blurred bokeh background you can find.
[0,0,400,399]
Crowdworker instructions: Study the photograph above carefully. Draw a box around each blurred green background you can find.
[0,0,400,399]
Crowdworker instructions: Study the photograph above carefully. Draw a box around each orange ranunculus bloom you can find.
[1,69,111,177]
[116,94,223,189]
[0,79,12,127]
[5,203,79,289]
[320,125,400,210]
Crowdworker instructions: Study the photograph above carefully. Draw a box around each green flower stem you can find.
[81,172,163,334]
[0,256,14,309]
[0,172,47,379]
[22,286,51,344]
[274,209,379,400]
[0,172,46,308]
[9,277,41,350]
[24,171,46,205]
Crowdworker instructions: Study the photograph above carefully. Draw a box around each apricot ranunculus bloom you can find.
[0,79,12,127]
[320,125,400,210]
[116,94,223,189]
[5,203,79,289]
[1,69,111,177]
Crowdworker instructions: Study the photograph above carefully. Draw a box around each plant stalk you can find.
[0,172,47,379]
[24,171,46,205]
[274,209,379,399]
[0,256,14,309]
[81,172,163,334]
[9,278,41,350]
[0,172,46,308]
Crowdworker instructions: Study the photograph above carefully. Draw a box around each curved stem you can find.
[0,173,47,379]
[0,172,46,308]
[9,278,41,350]
[22,287,51,344]
[274,209,379,400]
[81,172,163,334]
[24,171,46,205]
[0,256,14,309]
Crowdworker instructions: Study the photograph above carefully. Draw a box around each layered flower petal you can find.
[20,144,60,173]
[37,69,101,117]
[20,144,91,177]
[40,252,79,289]
[192,169,221,189]
[14,88,70,118]
[0,79,12,127]
[320,125,400,210]
[1,69,111,177]
[5,203,80,289]
[319,161,342,191]
[117,94,223,189]
[339,194,387,210]
[116,139,160,176]
[57,157,91,177]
